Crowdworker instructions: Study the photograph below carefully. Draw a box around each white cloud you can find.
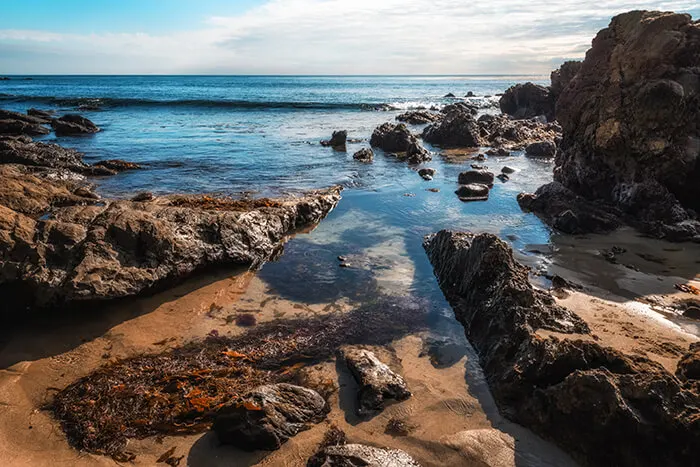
[0,0,697,74]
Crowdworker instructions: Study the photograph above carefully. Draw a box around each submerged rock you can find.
[353,148,374,162]
[51,114,99,136]
[423,231,700,467]
[499,82,554,121]
[338,347,411,416]
[321,130,347,150]
[309,444,421,467]
[418,168,435,180]
[213,383,328,451]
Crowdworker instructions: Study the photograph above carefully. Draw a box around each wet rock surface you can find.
[0,119,50,136]
[396,111,441,125]
[352,148,374,162]
[321,130,348,149]
[51,114,100,136]
[525,140,557,158]
[454,184,489,202]
[529,11,700,241]
[418,168,435,180]
[424,230,700,467]
[309,444,421,467]
[338,347,411,416]
[370,123,415,153]
[499,82,554,121]
[457,169,494,185]
[213,383,328,451]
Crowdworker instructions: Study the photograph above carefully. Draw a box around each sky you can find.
[0,0,698,75]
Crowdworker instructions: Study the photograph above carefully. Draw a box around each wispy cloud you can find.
[0,0,696,74]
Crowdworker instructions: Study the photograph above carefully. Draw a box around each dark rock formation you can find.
[0,163,341,309]
[321,131,347,149]
[0,109,49,124]
[0,119,50,136]
[550,61,582,101]
[441,102,478,116]
[213,384,328,451]
[424,231,700,467]
[93,159,142,172]
[457,169,494,185]
[501,166,515,174]
[396,111,441,125]
[422,106,481,148]
[308,444,421,467]
[444,93,456,98]
[405,141,431,164]
[338,347,411,416]
[478,114,560,150]
[496,173,509,182]
[352,148,374,162]
[677,343,700,382]
[455,184,489,202]
[51,114,100,136]
[466,91,475,97]
[499,83,554,121]
[0,137,118,175]
[530,11,700,241]
[370,123,415,153]
[525,140,557,158]
[418,168,435,180]
[27,108,54,120]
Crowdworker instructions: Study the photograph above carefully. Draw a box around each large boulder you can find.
[499,83,554,121]
[370,123,415,153]
[545,11,700,240]
[213,384,328,451]
[457,170,494,185]
[422,106,482,148]
[525,140,557,158]
[51,114,100,136]
[423,231,700,467]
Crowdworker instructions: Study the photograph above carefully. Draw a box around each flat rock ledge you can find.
[213,383,328,451]
[338,347,411,416]
[0,162,341,311]
[423,230,700,467]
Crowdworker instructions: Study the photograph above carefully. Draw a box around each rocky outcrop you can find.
[478,114,561,150]
[213,384,328,451]
[370,123,415,153]
[309,444,421,467]
[0,137,118,175]
[396,111,441,125]
[0,109,49,125]
[528,11,700,241]
[27,108,54,120]
[550,61,582,101]
[677,343,700,382]
[338,347,411,417]
[51,114,100,136]
[353,148,374,162]
[321,131,347,150]
[525,140,557,158]
[93,159,142,172]
[0,163,341,311]
[422,106,481,148]
[499,83,554,121]
[424,231,700,467]
[0,119,50,136]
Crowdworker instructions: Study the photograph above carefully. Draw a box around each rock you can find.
[501,166,515,174]
[457,170,494,185]
[0,109,49,125]
[486,148,512,157]
[396,111,441,125]
[51,114,99,136]
[517,182,622,234]
[405,141,431,164]
[550,61,582,102]
[213,383,328,451]
[27,108,54,119]
[370,123,415,153]
[321,131,347,149]
[479,114,560,150]
[441,429,515,467]
[93,159,141,172]
[499,83,554,121]
[423,231,700,467]
[418,168,435,180]
[465,91,475,97]
[0,119,50,136]
[308,444,421,467]
[677,343,700,381]
[525,140,557,158]
[441,102,478,116]
[0,163,341,310]
[73,186,100,199]
[455,184,489,202]
[549,11,700,241]
[422,106,482,148]
[496,174,509,182]
[444,93,456,98]
[132,192,154,202]
[352,148,374,162]
[338,347,411,416]
[684,306,700,320]
[426,188,440,193]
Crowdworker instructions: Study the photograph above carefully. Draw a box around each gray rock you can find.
[310,444,421,467]
[338,347,411,416]
[213,383,328,451]
[422,106,481,148]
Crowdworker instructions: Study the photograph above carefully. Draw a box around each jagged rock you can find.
[423,231,700,467]
[677,343,700,381]
[499,83,554,121]
[517,182,622,234]
[213,384,328,451]
[0,163,341,310]
[338,347,411,416]
[457,169,494,185]
[418,168,435,180]
[352,148,374,162]
[370,123,415,153]
[525,140,557,158]
[0,119,50,136]
[396,111,441,124]
[0,137,117,175]
[441,102,478,116]
[550,61,582,101]
[93,159,141,172]
[455,184,489,202]
[131,192,154,202]
[405,141,431,164]
[27,108,54,120]
[478,114,560,150]
[321,131,347,149]
[51,114,99,136]
[422,106,482,148]
[0,109,49,124]
[548,11,700,241]
[309,444,421,467]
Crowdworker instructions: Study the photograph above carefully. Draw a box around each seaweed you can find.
[48,297,426,458]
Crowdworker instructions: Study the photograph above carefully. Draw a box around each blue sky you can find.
[0,0,698,75]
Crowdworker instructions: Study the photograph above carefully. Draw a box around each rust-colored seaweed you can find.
[48,298,426,458]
